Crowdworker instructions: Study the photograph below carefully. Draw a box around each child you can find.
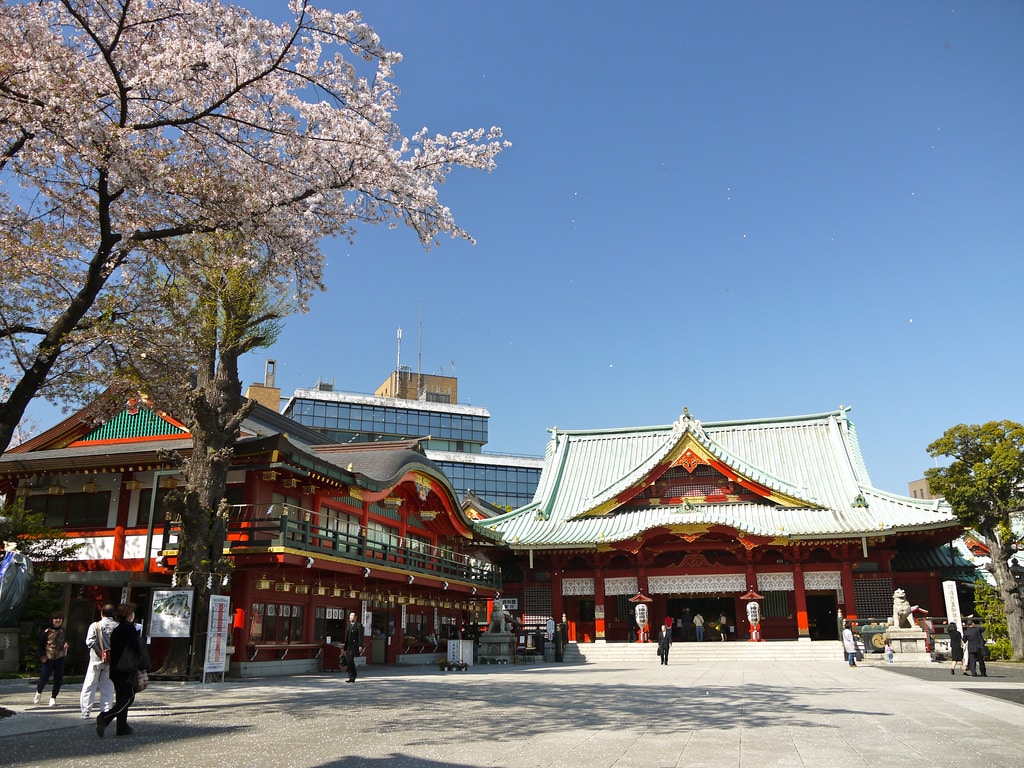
[884,640,894,664]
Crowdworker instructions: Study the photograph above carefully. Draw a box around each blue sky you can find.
[32,1,1024,494]
[240,0,1023,494]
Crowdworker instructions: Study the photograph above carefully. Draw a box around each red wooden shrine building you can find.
[0,396,500,676]
[477,408,972,643]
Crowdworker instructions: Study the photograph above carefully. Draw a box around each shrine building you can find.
[475,407,971,643]
[0,395,500,676]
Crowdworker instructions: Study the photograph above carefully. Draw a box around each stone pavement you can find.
[1,656,1022,768]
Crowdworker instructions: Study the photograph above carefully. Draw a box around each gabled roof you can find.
[479,408,957,549]
[0,396,489,538]
[461,490,508,521]
[70,402,187,444]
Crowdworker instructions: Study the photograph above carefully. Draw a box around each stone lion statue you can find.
[488,604,519,634]
[890,588,915,629]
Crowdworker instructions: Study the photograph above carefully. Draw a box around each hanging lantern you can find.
[254,574,272,591]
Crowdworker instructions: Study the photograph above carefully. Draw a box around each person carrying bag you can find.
[97,602,149,738]
[80,604,116,719]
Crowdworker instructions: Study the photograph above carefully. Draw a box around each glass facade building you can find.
[282,386,542,510]
[285,396,488,453]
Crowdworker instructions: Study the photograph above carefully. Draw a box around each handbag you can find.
[133,668,149,693]
[116,643,140,673]
[96,622,111,665]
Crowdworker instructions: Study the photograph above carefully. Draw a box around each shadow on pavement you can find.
[879,661,1024,706]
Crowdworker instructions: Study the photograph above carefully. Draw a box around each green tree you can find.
[973,579,1011,660]
[111,234,285,678]
[0,500,82,671]
[926,421,1024,661]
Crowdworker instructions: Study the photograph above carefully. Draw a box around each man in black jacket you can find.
[963,619,987,677]
[344,612,364,683]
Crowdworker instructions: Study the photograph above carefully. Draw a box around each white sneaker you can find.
[48,698,56,707]
[81,711,91,720]
[33,692,41,704]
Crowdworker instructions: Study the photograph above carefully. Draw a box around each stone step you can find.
[562,640,882,665]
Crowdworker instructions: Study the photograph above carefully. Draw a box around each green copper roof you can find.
[480,408,956,548]
[77,407,187,442]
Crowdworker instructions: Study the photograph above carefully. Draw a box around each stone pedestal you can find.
[479,631,515,664]
[885,627,927,654]
[0,628,20,673]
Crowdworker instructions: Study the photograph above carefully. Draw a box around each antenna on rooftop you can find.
[396,327,402,372]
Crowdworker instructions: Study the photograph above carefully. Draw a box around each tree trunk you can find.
[980,528,1024,661]
[154,359,252,678]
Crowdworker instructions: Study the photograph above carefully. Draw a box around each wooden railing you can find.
[163,503,501,589]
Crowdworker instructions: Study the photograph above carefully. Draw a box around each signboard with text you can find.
[204,595,232,676]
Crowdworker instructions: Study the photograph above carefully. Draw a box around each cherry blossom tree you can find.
[0,0,508,454]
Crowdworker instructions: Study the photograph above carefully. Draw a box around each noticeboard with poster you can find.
[149,589,195,638]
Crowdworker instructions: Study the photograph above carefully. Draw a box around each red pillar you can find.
[840,544,857,621]
[793,555,810,639]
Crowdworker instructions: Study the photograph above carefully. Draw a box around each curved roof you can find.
[480,408,956,548]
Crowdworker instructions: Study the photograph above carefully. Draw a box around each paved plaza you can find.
[1,656,1022,768]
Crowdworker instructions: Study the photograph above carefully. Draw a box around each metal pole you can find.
[144,469,180,573]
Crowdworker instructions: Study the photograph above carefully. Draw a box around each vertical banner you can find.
[942,580,962,630]
[204,595,232,678]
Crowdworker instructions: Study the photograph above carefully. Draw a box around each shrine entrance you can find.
[806,593,839,640]
[665,596,738,641]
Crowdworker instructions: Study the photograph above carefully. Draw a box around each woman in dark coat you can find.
[947,623,965,675]
[97,602,146,737]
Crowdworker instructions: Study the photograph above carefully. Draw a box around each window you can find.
[616,595,631,621]
[27,492,111,529]
[138,488,174,522]
[251,602,304,643]
[762,591,791,619]
[439,615,458,639]
[579,599,596,622]
[405,611,428,641]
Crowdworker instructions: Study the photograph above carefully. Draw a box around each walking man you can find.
[963,619,987,677]
[344,611,364,683]
[80,603,116,719]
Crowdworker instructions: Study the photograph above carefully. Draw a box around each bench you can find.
[247,643,323,661]
[403,642,442,654]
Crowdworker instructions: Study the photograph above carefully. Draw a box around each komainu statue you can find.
[890,588,915,629]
